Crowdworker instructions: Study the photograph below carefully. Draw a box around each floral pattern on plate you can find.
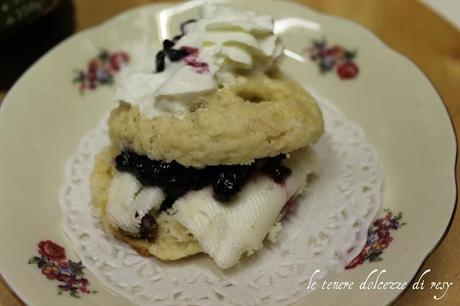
[307,38,359,80]
[346,210,406,269]
[73,49,129,93]
[28,240,95,298]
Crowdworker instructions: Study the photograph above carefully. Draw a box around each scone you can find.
[109,76,323,167]
[90,4,324,269]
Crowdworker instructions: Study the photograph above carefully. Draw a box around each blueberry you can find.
[115,151,137,173]
[261,155,292,184]
[270,166,292,183]
[133,155,150,173]
[166,48,189,62]
[213,174,237,201]
[139,214,157,240]
[213,171,242,202]
[155,50,166,72]
[212,165,252,202]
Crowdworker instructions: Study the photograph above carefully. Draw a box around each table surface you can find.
[1,0,459,305]
[420,0,460,29]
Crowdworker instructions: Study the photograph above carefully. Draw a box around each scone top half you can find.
[109,76,324,168]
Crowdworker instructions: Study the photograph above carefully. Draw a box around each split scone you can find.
[90,4,324,269]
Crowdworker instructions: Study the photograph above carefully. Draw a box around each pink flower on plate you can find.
[41,265,59,280]
[29,240,95,298]
[345,210,405,269]
[306,38,359,80]
[337,62,359,79]
[73,49,129,93]
[38,240,66,262]
[345,249,366,269]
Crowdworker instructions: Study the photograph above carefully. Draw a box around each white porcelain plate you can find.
[0,1,456,305]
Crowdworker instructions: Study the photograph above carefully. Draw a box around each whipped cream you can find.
[114,4,283,118]
[170,147,315,269]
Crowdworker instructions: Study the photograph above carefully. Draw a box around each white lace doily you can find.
[60,97,382,306]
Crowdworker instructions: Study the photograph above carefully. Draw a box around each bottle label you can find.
[0,0,59,33]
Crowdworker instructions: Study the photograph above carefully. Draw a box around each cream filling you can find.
[107,148,316,268]
[107,172,165,234]
[169,147,315,269]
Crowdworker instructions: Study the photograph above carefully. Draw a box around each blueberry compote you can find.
[115,151,292,208]
[115,151,292,240]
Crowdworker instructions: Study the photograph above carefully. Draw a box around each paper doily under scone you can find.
[60,96,382,306]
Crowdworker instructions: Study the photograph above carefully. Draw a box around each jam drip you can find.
[115,151,292,209]
[155,19,197,72]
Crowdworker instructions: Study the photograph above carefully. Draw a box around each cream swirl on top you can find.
[114,4,283,118]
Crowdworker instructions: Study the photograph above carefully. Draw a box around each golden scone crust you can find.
[109,76,324,168]
[90,145,201,260]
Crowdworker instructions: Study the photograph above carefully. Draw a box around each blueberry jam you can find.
[261,154,292,184]
[115,151,292,208]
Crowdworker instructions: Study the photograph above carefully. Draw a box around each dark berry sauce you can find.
[115,151,292,209]
[261,154,292,184]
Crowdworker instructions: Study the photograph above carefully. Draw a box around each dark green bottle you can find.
[0,0,75,89]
